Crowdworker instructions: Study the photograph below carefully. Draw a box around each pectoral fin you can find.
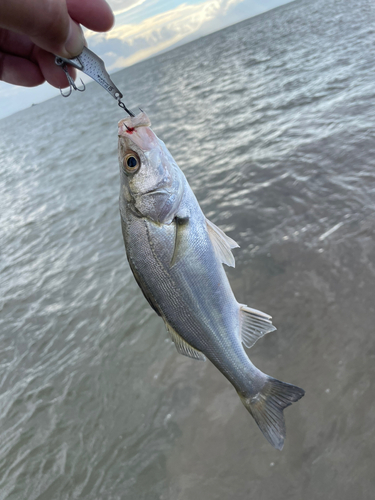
[240,305,276,348]
[170,216,190,268]
[206,218,239,267]
[165,322,206,361]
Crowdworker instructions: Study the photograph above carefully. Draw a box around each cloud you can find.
[0,0,293,119]
[107,0,149,16]
[97,0,245,69]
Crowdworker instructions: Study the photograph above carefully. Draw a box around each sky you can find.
[0,0,293,119]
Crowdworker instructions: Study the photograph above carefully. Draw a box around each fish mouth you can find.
[141,188,171,197]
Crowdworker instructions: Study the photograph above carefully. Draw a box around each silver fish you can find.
[118,112,304,449]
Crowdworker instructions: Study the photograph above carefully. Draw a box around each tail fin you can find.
[239,378,305,450]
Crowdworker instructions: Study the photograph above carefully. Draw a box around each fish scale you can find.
[118,111,304,450]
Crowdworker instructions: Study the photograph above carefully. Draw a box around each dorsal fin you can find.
[239,305,276,348]
[165,322,206,361]
[206,218,239,267]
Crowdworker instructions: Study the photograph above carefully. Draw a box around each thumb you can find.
[0,0,85,58]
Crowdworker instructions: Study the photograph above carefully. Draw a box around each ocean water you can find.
[1,0,375,498]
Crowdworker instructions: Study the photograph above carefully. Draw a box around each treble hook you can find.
[56,57,86,97]
[54,47,133,115]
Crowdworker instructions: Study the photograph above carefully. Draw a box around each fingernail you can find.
[64,19,85,58]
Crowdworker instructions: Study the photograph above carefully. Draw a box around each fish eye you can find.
[123,151,141,174]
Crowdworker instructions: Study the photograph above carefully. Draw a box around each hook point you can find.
[60,86,72,98]
[77,78,86,92]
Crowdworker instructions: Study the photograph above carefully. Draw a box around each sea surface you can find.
[1,0,375,498]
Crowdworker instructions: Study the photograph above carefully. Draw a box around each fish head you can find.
[118,112,184,224]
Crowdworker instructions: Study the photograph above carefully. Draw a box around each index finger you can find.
[67,0,114,32]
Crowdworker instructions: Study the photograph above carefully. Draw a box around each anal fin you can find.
[240,305,276,348]
[165,322,206,361]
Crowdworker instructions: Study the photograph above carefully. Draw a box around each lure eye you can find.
[123,151,141,174]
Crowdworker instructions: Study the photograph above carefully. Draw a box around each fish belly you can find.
[121,207,248,371]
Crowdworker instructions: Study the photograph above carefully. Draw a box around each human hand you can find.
[0,0,114,88]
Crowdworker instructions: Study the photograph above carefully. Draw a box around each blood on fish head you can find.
[118,112,157,149]
[118,112,184,224]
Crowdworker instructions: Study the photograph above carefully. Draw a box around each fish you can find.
[117,112,304,450]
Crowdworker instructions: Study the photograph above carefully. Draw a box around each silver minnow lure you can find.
[118,112,304,449]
